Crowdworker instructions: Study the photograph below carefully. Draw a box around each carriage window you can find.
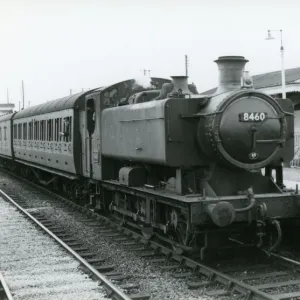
[29,122,32,140]
[18,123,22,139]
[55,118,58,141]
[69,117,72,142]
[62,117,71,142]
[23,123,27,140]
[43,120,46,141]
[35,121,40,140]
[54,119,56,141]
[34,121,37,140]
[14,124,17,139]
[48,120,52,141]
[0,128,2,140]
[86,98,95,135]
[40,121,43,141]
[41,120,45,141]
[4,127,6,141]
[38,121,40,140]
[59,118,62,141]
[63,118,66,142]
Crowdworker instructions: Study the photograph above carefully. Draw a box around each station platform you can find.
[0,196,106,300]
[283,167,300,189]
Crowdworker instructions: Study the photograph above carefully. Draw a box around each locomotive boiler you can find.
[0,55,298,259]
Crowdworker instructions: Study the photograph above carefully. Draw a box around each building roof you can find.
[201,67,300,95]
[0,103,15,108]
[0,112,16,122]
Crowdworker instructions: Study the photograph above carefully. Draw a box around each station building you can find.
[0,103,15,116]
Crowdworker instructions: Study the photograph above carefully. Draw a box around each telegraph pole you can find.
[185,55,189,77]
[140,69,151,76]
[70,89,72,95]
[22,80,25,109]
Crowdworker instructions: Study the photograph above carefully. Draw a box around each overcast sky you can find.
[0,0,299,109]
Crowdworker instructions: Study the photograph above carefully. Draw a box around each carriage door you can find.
[83,98,95,178]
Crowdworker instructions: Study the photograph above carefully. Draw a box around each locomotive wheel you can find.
[27,171,35,182]
[176,215,190,246]
[142,226,153,240]
[66,184,73,199]
[72,183,84,201]
[171,215,191,254]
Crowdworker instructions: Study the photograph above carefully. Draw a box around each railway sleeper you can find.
[71,246,89,252]
[138,251,156,257]
[172,272,193,279]
[93,265,115,272]
[186,280,211,289]
[86,257,106,264]
[160,264,180,270]
[206,289,228,297]
[119,283,140,290]
[108,274,130,281]
[127,292,151,300]
[79,252,97,258]
[66,241,83,247]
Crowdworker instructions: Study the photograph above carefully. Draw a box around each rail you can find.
[0,189,131,300]
[0,271,14,300]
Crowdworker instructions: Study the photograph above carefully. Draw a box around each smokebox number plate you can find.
[239,112,268,122]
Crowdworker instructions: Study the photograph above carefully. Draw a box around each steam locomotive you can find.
[0,55,298,259]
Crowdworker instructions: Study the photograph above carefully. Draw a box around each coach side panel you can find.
[13,109,78,174]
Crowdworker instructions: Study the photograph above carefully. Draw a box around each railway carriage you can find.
[0,113,15,162]
[0,56,299,259]
[12,96,79,176]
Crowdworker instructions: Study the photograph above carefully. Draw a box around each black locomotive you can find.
[0,55,298,259]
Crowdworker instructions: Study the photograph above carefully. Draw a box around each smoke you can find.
[133,75,155,90]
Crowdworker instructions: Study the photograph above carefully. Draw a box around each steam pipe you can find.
[267,220,282,253]
[235,188,256,213]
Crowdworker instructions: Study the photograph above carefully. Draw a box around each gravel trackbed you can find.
[0,197,108,300]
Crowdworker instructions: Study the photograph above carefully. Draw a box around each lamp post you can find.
[265,29,286,99]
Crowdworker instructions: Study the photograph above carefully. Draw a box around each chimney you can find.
[214,56,249,94]
[170,76,192,95]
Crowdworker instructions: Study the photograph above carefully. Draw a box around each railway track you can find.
[2,168,300,300]
[0,188,146,300]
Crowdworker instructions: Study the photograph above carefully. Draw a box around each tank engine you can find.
[100,56,298,258]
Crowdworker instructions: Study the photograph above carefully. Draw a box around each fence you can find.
[290,132,300,168]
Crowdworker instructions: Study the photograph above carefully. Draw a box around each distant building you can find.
[0,103,15,116]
